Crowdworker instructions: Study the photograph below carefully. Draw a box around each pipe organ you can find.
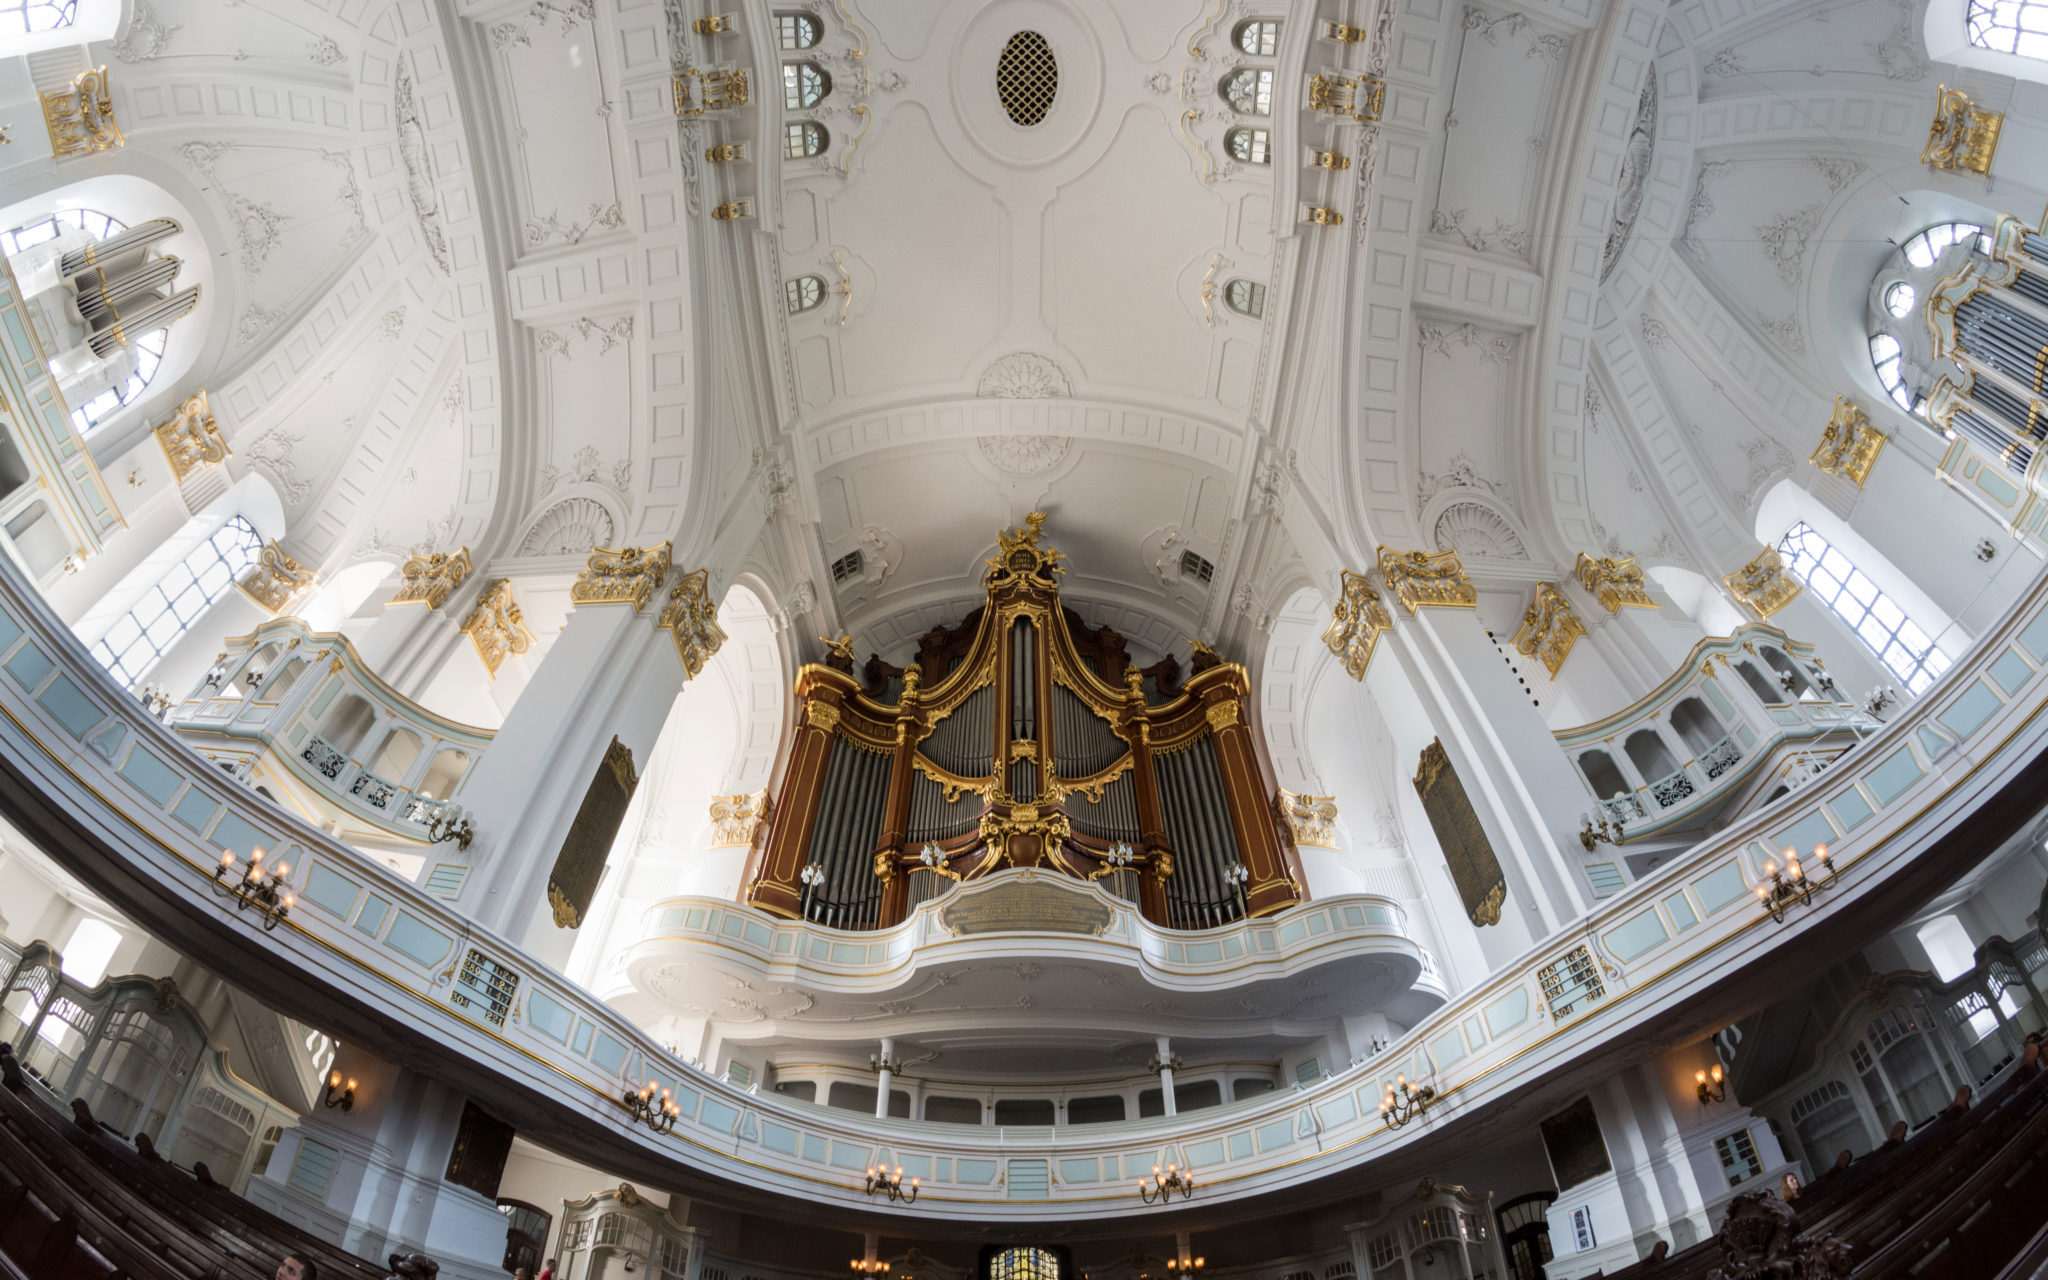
[744,516,1304,930]
[1925,214,2048,485]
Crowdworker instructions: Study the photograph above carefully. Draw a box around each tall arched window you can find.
[1235,19,1281,55]
[776,11,821,49]
[1224,279,1266,318]
[1221,68,1274,115]
[783,61,830,110]
[1226,127,1271,164]
[1865,221,1989,414]
[1968,0,2048,57]
[784,121,828,159]
[2,0,77,34]
[1,208,171,432]
[785,276,825,315]
[1775,521,1951,694]
[90,516,265,687]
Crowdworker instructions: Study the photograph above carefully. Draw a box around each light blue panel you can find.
[1060,1158,1099,1184]
[527,990,573,1043]
[1916,725,1956,760]
[720,916,745,937]
[422,864,466,897]
[87,721,125,759]
[4,641,51,688]
[744,920,771,947]
[1704,681,1734,718]
[302,863,361,919]
[2019,606,2048,662]
[773,935,793,954]
[1664,892,1698,932]
[1278,921,1307,945]
[1738,724,1758,748]
[386,912,452,967]
[1315,1095,1357,1129]
[1007,1159,1048,1199]
[934,1158,953,1182]
[589,1030,628,1076]
[670,1085,699,1120]
[1307,915,1327,934]
[1430,1031,1467,1066]
[1938,679,2004,740]
[1257,933,1275,951]
[1255,1119,1294,1151]
[1184,1138,1226,1169]
[1585,863,1625,897]
[1342,905,1365,926]
[1221,937,1243,959]
[1462,1015,1487,1047]
[209,812,270,858]
[802,1134,828,1163]
[1604,910,1669,963]
[760,1122,799,1156]
[1692,860,1750,913]
[826,1141,869,1170]
[1186,941,1222,962]
[896,1153,930,1181]
[1829,787,1875,831]
[867,944,884,962]
[808,938,829,960]
[1484,987,1531,1037]
[170,789,219,833]
[701,1098,738,1134]
[309,681,342,718]
[956,1158,997,1184]
[1166,943,1183,962]
[1768,811,1838,859]
[685,908,706,929]
[287,724,306,748]
[119,749,182,807]
[571,1022,593,1055]
[1227,1131,1253,1161]
[1866,748,1925,807]
[0,610,22,653]
[1990,648,2035,695]
[354,894,390,937]
[830,943,865,963]
[1364,905,1392,925]
[36,673,100,738]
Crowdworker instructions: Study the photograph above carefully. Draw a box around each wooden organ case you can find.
[744,516,1305,930]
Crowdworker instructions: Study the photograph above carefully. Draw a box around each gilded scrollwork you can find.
[1811,396,1886,488]
[459,579,534,677]
[708,790,771,848]
[1511,582,1587,678]
[236,542,317,616]
[984,512,1067,588]
[1573,552,1657,614]
[1377,546,1478,614]
[1323,570,1393,680]
[1723,545,1805,620]
[153,390,229,481]
[390,548,472,610]
[1276,789,1339,848]
[1921,85,2002,176]
[42,65,123,159]
[572,543,673,612]
[658,566,726,678]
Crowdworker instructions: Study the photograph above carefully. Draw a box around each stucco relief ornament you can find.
[1723,545,1804,620]
[1322,570,1393,681]
[236,542,317,615]
[976,353,1071,399]
[1511,582,1587,677]
[460,579,534,677]
[659,566,728,678]
[976,434,1071,476]
[572,543,674,611]
[389,547,473,609]
[1377,546,1478,613]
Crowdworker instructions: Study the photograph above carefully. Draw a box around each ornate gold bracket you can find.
[43,66,122,159]
[572,543,673,612]
[1511,583,1587,678]
[1811,397,1886,488]
[390,548,472,610]
[460,579,534,677]
[1324,570,1394,679]
[1574,553,1657,614]
[1723,545,1804,620]
[236,542,316,616]
[153,390,229,481]
[659,566,726,678]
[1377,546,1477,613]
[1922,85,2002,176]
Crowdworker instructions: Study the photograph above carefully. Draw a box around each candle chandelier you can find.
[1378,1074,1435,1127]
[865,1162,919,1203]
[1756,844,1839,923]
[1138,1162,1194,1204]
[212,847,293,931]
[622,1079,680,1134]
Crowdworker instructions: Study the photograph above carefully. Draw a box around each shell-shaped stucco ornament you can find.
[518,497,616,556]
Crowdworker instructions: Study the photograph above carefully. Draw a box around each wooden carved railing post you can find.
[1201,681,1302,917]
[747,673,846,919]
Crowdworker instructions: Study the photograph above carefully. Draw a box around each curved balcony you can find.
[1,555,2046,1220]
[620,875,1447,1045]
[1556,625,1880,859]
[161,616,492,851]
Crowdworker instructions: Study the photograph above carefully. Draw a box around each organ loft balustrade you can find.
[744,516,1305,931]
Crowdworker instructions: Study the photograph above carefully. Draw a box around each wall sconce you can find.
[864,1163,918,1203]
[322,1070,356,1111]
[1756,844,1838,923]
[1378,1075,1436,1127]
[623,1079,680,1134]
[851,1261,890,1275]
[1164,1259,1205,1274]
[212,848,294,931]
[1138,1162,1194,1204]
[1695,1063,1726,1104]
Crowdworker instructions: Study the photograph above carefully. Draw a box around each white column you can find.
[874,1037,895,1119]
[1157,1036,1177,1116]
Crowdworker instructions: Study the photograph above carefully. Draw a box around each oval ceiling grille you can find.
[996,31,1058,126]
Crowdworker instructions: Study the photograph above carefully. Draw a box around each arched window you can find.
[1865,222,1989,414]
[1221,68,1274,115]
[1226,126,1271,164]
[1,208,171,433]
[1775,521,1951,694]
[1224,279,1267,318]
[783,61,830,110]
[785,276,825,315]
[784,120,829,159]
[1969,0,2048,57]
[89,516,265,687]
[776,11,821,49]
[1235,19,1281,55]
[1,0,78,34]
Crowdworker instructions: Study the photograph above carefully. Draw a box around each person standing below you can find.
[536,1261,557,1280]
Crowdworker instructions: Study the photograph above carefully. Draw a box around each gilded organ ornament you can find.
[390,548,473,610]
[1811,397,1887,488]
[572,543,673,612]
[1377,546,1478,614]
[1511,583,1587,678]
[1276,789,1339,849]
[708,790,772,848]
[460,579,535,677]
[1307,73,1385,122]
[1922,86,2002,176]
[1323,570,1394,680]
[1723,546,1804,620]
[236,542,316,616]
[152,390,229,481]
[1573,553,1656,614]
[984,511,1066,587]
[42,66,123,159]
[659,567,726,678]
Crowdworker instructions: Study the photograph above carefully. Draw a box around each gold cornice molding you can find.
[1323,570,1393,681]
[460,579,534,677]
[152,390,229,482]
[1376,546,1477,614]
[572,543,673,612]
[1811,397,1886,488]
[659,566,726,678]
[1723,545,1804,620]
[390,548,472,610]
[1573,553,1656,614]
[235,542,316,616]
[1511,582,1587,678]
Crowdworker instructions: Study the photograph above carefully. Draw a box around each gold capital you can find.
[1511,583,1587,677]
[1723,545,1804,620]
[572,543,673,612]
[1376,546,1477,614]
[390,547,472,610]
[460,579,534,676]
[1573,553,1656,614]
[1324,570,1394,680]
[1811,397,1887,488]
[658,566,726,678]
